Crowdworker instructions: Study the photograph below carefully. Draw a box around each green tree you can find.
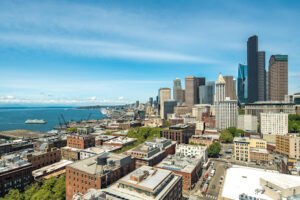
[2,189,23,200]
[208,142,221,158]
[30,189,52,200]
[23,184,38,200]
[220,131,233,143]
[52,176,66,200]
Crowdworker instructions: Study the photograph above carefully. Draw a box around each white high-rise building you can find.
[260,112,288,135]
[215,73,226,103]
[215,74,238,130]
[216,100,238,130]
[237,115,258,132]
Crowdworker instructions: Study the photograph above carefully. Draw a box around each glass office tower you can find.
[238,64,248,104]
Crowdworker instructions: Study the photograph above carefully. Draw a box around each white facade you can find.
[176,144,207,162]
[215,74,226,103]
[215,100,238,130]
[260,112,288,135]
[237,115,258,132]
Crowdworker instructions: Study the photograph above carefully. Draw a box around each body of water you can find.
[0,107,104,132]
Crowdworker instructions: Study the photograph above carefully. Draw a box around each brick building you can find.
[0,154,34,196]
[65,152,135,200]
[161,124,195,144]
[67,135,95,149]
[156,154,203,191]
[26,148,61,170]
[61,146,80,161]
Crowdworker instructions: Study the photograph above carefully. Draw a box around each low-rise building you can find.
[26,147,61,170]
[233,137,268,163]
[126,138,176,168]
[156,154,202,190]
[276,134,300,160]
[66,152,135,200]
[0,140,34,156]
[102,137,136,147]
[161,124,195,144]
[0,154,33,196]
[176,144,207,162]
[245,101,296,119]
[189,135,219,147]
[102,166,182,200]
[61,146,81,161]
[221,165,300,200]
[237,114,257,132]
[79,146,121,160]
[32,159,73,180]
[95,135,117,146]
[67,134,95,149]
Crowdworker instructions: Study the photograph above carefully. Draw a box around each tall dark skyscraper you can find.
[238,64,248,104]
[247,35,266,103]
[258,51,266,101]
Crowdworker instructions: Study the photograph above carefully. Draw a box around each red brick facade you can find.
[67,135,95,149]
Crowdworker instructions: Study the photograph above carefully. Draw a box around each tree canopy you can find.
[0,176,66,200]
[207,142,221,158]
[220,127,244,143]
[289,114,300,133]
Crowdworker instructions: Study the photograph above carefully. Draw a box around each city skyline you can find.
[0,0,300,105]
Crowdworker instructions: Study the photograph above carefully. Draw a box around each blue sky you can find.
[0,0,299,105]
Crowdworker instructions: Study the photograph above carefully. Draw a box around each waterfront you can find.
[0,107,104,132]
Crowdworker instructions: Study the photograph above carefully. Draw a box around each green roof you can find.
[273,55,288,61]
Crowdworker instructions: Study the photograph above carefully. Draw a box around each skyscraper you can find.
[199,81,215,105]
[215,74,237,129]
[173,78,185,104]
[258,51,266,101]
[159,88,171,119]
[238,64,248,104]
[185,76,205,107]
[224,76,237,100]
[247,36,266,103]
[215,74,226,103]
[268,55,288,101]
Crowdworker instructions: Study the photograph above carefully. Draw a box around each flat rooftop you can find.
[68,153,130,175]
[32,159,73,178]
[156,155,201,173]
[222,165,300,200]
[103,166,181,200]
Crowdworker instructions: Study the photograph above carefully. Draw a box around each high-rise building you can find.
[215,74,226,103]
[215,100,238,130]
[215,74,237,129]
[238,64,248,104]
[247,35,259,103]
[265,70,269,101]
[199,81,215,105]
[149,97,153,107]
[159,88,171,119]
[260,112,288,136]
[185,76,205,107]
[247,36,266,103]
[163,100,177,119]
[173,78,185,104]
[258,51,266,101]
[224,76,237,100]
[268,55,288,101]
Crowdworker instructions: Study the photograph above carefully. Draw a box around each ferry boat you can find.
[25,119,47,124]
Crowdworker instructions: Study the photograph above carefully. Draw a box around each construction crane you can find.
[60,114,69,128]
[86,113,92,121]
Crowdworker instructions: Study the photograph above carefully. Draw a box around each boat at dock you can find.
[25,119,47,124]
